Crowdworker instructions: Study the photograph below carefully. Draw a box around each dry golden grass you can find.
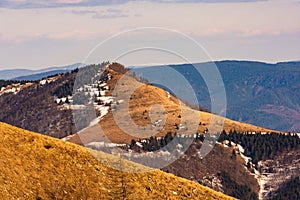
[71,65,275,145]
[0,122,235,199]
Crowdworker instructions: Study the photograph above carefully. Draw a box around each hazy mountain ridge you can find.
[0,63,83,80]
[13,69,72,81]
[137,61,300,132]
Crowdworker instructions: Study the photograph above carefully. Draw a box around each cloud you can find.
[0,30,96,44]
[69,10,97,15]
[0,0,129,9]
[68,8,128,19]
[47,30,96,40]
[92,8,128,19]
[0,0,268,9]
[236,29,300,37]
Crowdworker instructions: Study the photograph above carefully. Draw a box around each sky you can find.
[0,0,299,69]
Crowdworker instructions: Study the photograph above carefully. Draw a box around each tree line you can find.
[218,130,300,165]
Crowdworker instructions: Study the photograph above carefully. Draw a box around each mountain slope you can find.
[134,61,300,132]
[0,62,275,140]
[0,122,235,200]
[0,72,78,138]
[162,141,260,200]
[68,63,275,145]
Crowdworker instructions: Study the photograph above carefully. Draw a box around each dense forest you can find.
[129,132,204,152]
[269,176,300,200]
[0,80,31,88]
[52,77,75,98]
[218,131,300,165]
[128,131,300,200]
[218,171,258,200]
[130,130,300,168]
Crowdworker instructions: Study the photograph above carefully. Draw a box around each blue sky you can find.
[0,0,299,69]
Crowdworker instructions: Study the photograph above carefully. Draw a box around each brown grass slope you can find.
[70,63,276,145]
[0,122,235,200]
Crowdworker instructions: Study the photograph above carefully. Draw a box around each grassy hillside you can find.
[133,61,300,132]
[0,122,235,199]
[69,64,275,145]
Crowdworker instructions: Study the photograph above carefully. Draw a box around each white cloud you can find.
[0,0,268,9]
[69,10,97,15]
[92,8,128,19]
[0,0,129,8]
[67,8,129,19]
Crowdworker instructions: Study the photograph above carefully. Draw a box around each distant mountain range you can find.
[132,61,300,132]
[0,63,83,80]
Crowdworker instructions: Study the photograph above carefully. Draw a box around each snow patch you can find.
[136,142,143,148]
[39,80,47,85]
[0,83,32,96]
[237,144,252,166]
[166,91,171,99]
[39,76,58,85]
[98,96,114,104]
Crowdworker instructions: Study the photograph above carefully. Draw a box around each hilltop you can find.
[0,122,235,200]
[68,63,275,145]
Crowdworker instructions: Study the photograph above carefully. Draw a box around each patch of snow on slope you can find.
[237,144,252,165]
[61,69,119,141]
[0,83,33,96]
[166,91,171,99]
[89,105,110,126]
[255,150,300,200]
[86,142,118,148]
[98,96,114,104]
[61,134,75,141]
[39,80,47,85]
[217,140,237,148]
[39,76,59,85]
[231,142,266,200]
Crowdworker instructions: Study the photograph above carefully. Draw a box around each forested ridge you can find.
[218,131,300,165]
